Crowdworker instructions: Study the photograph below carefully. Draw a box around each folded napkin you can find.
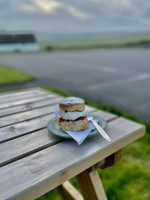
[54,109,98,145]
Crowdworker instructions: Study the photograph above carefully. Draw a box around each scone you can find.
[59,97,85,112]
[58,97,88,131]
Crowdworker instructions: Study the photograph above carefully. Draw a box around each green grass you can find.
[36,86,149,200]
[50,38,120,49]
[40,35,150,51]
[125,35,150,43]
[39,38,120,50]
[0,64,34,86]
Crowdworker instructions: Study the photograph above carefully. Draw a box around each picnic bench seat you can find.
[0,88,145,200]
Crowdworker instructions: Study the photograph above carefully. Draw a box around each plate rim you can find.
[47,114,107,139]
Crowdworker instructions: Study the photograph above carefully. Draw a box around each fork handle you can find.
[91,120,112,142]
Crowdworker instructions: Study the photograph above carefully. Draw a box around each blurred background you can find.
[0,0,149,200]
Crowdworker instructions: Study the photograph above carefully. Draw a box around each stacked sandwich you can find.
[58,97,89,131]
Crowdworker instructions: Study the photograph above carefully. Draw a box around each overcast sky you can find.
[0,0,150,34]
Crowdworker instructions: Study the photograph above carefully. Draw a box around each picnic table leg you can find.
[57,181,83,200]
[58,150,122,200]
[76,150,122,200]
[76,169,107,200]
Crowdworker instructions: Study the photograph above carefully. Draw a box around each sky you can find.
[0,0,150,35]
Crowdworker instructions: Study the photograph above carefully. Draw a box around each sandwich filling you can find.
[59,110,87,120]
[59,116,87,122]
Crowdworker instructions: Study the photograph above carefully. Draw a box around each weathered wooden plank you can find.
[0,109,116,166]
[0,104,58,127]
[92,110,117,121]
[0,97,62,117]
[0,128,63,167]
[0,105,96,143]
[0,118,145,200]
[0,103,97,128]
[77,170,107,200]
[57,181,83,200]
[0,89,50,104]
[0,114,52,143]
[86,105,97,113]
[0,93,57,110]
[0,89,44,100]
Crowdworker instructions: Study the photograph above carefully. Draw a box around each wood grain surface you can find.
[0,88,145,200]
[0,117,145,200]
[0,109,116,167]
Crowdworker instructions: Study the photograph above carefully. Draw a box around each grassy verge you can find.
[40,35,150,51]
[0,64,34,86]
[36,86,149,200]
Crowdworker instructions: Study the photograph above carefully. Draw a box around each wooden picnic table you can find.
[0,88,145,200]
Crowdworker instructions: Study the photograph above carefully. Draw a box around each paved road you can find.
[0,48,150,121]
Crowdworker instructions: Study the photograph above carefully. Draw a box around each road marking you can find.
[59,59,125,74]
[88,73,150,90]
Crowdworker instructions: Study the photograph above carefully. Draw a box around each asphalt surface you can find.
[0,48,150,121]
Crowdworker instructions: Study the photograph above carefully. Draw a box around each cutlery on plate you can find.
[88,116,112,142]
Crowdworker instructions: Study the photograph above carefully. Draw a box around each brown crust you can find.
[58,117,88,131]
[59,103,85,112]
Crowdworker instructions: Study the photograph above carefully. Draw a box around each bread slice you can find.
[59,103,85,112]
[59,97,85,112]
[58,117,88,131]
